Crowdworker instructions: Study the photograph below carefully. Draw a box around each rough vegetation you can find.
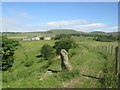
[1,31,118,88]
[41,44,55,60]
[2,36,20,71]
[94,35,119,42]
[54,38,78,54]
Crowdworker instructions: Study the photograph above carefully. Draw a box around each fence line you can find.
[93,45,117,56]
[93,45,119,75]
[115,46,119,75]
[92,45,119,88]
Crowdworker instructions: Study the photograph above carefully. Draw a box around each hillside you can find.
[4,30,119,41]
[89,31,107,35]
[107,32,119,36]
[5,29,81,40]
[45,29,82,34]
[2,37,118,88]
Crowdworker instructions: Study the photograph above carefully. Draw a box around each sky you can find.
[1,2,119,32]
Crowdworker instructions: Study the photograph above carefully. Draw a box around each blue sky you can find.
[2,2,118,32]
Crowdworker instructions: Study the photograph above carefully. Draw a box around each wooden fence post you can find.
[103,46,105,52]
[118,73,120,88]
[111,46,113,55]
[100,46,102,51]
[108,45,110,53]
[107,45,109,53]
[102,46,104,51]
[115,46,119,75]
[105,46,107,53]
[97,46,99,50]
[118,46,120,88]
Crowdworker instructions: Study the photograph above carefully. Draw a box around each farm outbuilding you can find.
[44,36,51,40]
[22,36,40,41]
[31,36,40,40]
[22,38,31,41]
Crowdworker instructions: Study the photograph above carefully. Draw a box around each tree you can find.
[41,44,55,60]
[2,36,20,71]
[54,38,77,54]
[55,34,71,40]
[93,34,118,42]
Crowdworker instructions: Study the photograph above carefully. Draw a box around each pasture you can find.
[2,35,118,88]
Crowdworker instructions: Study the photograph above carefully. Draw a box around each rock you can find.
[60,49,72,71]
[46,71,53,74]
[39,78,44,80]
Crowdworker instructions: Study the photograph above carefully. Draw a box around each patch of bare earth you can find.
[37,71,60,81]
[61,75,98,88]
[61,78,81,87]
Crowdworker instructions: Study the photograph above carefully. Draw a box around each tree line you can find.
[93,35,119,42]
[54,34,119,42]
[2,36,20,71]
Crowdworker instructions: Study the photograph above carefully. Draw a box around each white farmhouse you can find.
[22,36,40,41]
[44,36,51,40]
[31,36,40,40]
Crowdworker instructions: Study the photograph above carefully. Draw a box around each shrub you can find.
[54,38,78,54]
[69,49,77,58]
[60,69,80,81]
[54,34,71,40]
[94,35,118,42]
[2,36,20,71]
[24,61,33,67]
[41,44,55,60]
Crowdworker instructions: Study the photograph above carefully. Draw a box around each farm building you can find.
[31,36,40,40]
[22,38,31,41]
[44,36,51,40]
[22,36,40,41]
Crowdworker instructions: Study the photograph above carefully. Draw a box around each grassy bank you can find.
[2,37,118,88]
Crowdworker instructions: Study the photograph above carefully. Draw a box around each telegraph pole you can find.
[60,25,61,30]
[5,26,7,36]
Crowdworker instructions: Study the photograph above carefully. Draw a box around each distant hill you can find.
[45,29,82,34]
[107,32,119,34]
[90,31,106,34]
[107,32,119,37]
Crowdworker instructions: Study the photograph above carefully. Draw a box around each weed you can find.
[24,61,33,67]
[60,69,80,81]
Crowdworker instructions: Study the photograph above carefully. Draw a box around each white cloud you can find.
[72,23,107,31]
[2,17,23,25]
[106,26,119,31]
[1,17,117,32]
[9,9,32,19]
[2,12,89,32]
[1,17,30,32]
[19,12,32,19]
[1,16,46,32]
[44,19,88,28]
[94,26,119,32]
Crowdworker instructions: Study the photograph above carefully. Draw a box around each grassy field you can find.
[6,29,81,40]
[6,32,54,40]
[2,36,118,88]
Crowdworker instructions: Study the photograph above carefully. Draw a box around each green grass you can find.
[0,71,2,89]
[6,29,81,40]
[7,32,54,40]
[2,36,118,88]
